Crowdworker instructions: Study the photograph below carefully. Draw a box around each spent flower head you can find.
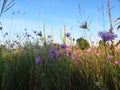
[98,31,117,41]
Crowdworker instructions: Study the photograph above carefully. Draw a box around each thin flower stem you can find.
[104,41,107,61]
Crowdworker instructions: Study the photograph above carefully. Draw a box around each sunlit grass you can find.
[0,29,120,90]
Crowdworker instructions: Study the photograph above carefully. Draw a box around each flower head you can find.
[98,31,117,41]
[49,47,57,59]
[107,54,113,59]
[66,45,71,53]
[87,48,92,53]
[96,53,100,57]
[35,57,42,64]
[90,40,95,45]
[60,44,66,49]
[115,60,120,65]
[49,47,56,54]
[65,33,70,37]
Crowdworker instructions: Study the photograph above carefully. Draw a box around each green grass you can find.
[0,42,120,90]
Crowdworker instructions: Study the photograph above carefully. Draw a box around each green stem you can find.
[104,41,107,61]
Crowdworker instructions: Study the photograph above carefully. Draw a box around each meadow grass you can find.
[0,30,120,90]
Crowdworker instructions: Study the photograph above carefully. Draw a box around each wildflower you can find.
[98,31,117,41]
[96,53,100,57]
[87,48,92,53]
[117,44,120,48]
[75,61,78,65]
[50,54,56,59]
[60,44,66,49]
[49,47,56,54]
[35,57,42,64]
[115,60,120,65]
[65,33,70,37]
[71,50,81,61]
[66,45,71,53]
[90,40,94,45]
[107,54,113,59]
[49,47,57,59]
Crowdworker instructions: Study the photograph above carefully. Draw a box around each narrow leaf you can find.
[0,0,8,16]
[5,0,14,10]
[115,17,120,22]
[117,25,120,30]
[4,3,15,13]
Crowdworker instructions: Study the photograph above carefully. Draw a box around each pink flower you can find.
[115,60,120,65]
[107,54,113,59]
[75,61,78,64]
[87,48,92,53]
[91,40,94,45]
[96,53,100,57]
[117,44,120,48]
[66,45,71,53]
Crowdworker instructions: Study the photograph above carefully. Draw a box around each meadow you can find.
[0,0,120,90]
[0,29,120,90]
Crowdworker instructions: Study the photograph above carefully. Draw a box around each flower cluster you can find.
[49,47,57,59]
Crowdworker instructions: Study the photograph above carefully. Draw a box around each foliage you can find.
[76,37,90,50]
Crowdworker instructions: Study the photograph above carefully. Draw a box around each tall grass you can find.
[0,31,120,90]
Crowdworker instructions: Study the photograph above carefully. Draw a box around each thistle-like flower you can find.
[98,31,117,41]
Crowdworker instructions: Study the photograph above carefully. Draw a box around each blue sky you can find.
[0,0,120,44]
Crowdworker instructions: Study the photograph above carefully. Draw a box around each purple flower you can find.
[98,31,117,41]
[51,54,56,59]
[60,44,66,49]
[35,57,42,64]
[49,47,56,54]
[49,47,57,59]
[65,33,70,37]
